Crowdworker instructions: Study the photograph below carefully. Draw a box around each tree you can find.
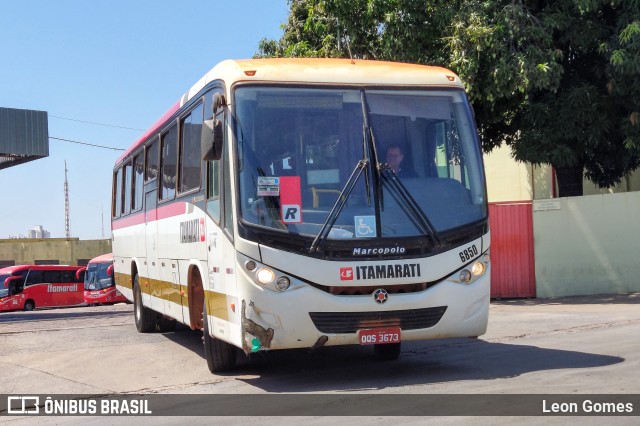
[257,0,640,196]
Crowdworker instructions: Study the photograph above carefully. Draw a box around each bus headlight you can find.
[256,268,275,285]
[275,276,291,291]
[471,261,485,277]
[459,270,472,283]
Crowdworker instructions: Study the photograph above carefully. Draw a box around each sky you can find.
[0,0,289,240]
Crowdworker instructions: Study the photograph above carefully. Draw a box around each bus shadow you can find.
[230,338,623,392]
[0,306,132,323]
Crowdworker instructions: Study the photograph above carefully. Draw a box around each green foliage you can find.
[257,0,640,189]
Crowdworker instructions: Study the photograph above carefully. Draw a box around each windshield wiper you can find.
[309,90,380,253]
[379,164,442,247]
[309,159,368,252]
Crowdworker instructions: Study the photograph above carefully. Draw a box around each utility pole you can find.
[101,204,104,239]
[64,160,71,238]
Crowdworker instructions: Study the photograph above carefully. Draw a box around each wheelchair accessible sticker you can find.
[354,215,376,238]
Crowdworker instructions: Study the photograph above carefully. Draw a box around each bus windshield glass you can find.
[0,275,9,298]
[235,86,486,248]
[84,262,113,291]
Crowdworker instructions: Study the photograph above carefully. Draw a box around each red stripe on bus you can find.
[112,212,145,230]
[157,202,186,220]
[112,203,187,230]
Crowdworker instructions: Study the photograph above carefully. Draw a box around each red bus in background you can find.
[79,253,127,306]
[0,265,85,311]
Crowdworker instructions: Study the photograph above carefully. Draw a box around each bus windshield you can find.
[84,262,113,291]
[0,274,9,298]
[235,86,487,252]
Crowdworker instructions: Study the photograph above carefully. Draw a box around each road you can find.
[0,293,639,424]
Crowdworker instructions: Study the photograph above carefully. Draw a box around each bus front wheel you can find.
[133,274,156,333]
[24,300,35,311]
[203,302,236,373]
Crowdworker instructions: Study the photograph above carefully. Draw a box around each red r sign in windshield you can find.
[280,176,302,224]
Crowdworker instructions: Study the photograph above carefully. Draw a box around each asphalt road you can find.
[1,293,639,424]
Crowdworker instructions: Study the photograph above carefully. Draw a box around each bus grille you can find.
[308,306,447,334]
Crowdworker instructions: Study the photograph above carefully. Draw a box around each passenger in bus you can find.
[386,145,417,178]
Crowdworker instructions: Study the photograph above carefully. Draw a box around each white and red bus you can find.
[0,264,85,311]
[112,59,490,372]
[78,253,127,305]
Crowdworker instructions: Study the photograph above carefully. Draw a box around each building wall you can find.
[532,192,640,297]
[0,238,111,267]
[483,145,533,202]
[483,144,640,200]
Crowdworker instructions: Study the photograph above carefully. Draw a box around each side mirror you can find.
[107,264,114,277]
[4,276,20,287]
[202,93,226,161]
[76,267,87,280]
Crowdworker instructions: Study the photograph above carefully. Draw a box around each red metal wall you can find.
[488,202,536,298]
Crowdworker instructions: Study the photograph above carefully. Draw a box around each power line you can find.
[49,115,145,131]
[50,136,125,151]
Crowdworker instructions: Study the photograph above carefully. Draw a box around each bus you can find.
[78,253,128,305]
[0,264,85,311]
[112,58,490,372]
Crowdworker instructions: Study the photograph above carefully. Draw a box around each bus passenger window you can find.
[123,161,132,214]
[160,124,178,200]
[44,271,61,283]
[112,168,122,218]
[25,270,44,286]
[179,103,203,193]
[132,153,144,211]
[145,138,159,181]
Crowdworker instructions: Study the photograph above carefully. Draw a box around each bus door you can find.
[204,104,237,338]
[145,189,160,311]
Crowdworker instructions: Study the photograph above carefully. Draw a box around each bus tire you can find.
[133,274,156,333]
[373,342,401,361]
[203,302,236,373]
[24,300,35,311]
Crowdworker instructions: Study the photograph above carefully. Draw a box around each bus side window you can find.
[206,89,222,224]
[132,152,144,211]
[25,270,44,286]
[44,271,61,283]
[9,279,24,295]
[123,160,132,215]
[179,103,204,193]
[112,167,122,218]
[221,107,233,239]
[60,270,75,283]
[160,124,178,200]
[145,138,159,181]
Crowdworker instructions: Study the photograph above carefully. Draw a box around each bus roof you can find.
[0,264,83,275]
[116,58,463,164]
[87,253,113,264]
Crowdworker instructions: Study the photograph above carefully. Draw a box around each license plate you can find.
[358,327,401,345]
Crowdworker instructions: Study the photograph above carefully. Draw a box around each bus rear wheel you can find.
[203,302,236,373]
[24,300,35,311]
[133,274,156,333]
[373,342,401,361]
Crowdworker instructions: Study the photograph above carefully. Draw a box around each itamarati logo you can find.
[339,263,421,281]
